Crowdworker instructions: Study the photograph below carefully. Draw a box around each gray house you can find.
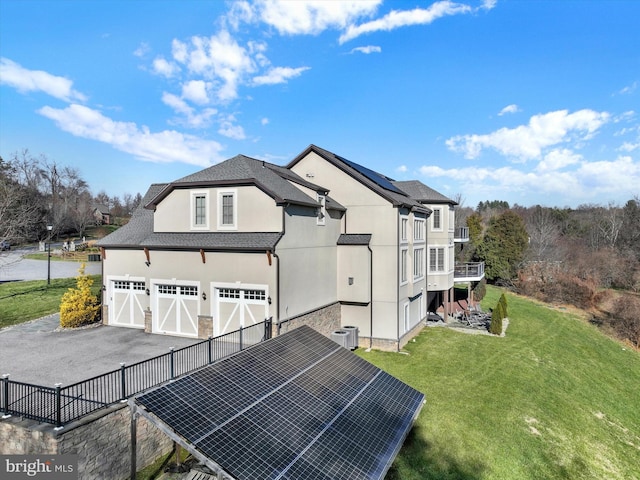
[98,144,479,350]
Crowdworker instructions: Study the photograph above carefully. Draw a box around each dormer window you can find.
[218,190,237,230]
[191,192,209,230]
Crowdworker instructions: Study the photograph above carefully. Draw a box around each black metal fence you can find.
[1,319,272,428]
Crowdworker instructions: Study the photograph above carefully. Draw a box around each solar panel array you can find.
[336,155,406,196]
[136,326,424,480]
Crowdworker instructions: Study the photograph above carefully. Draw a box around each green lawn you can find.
[358,286,640,480]
[0,276,102,328]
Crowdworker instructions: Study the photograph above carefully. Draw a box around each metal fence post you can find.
[2,374,10,418]
[120,363,127,401]
[208,336,213,364]
[239,325,243,351]
[54,383,63,429]
[170,347,175,379]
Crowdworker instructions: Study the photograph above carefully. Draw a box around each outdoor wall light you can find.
[102,285,106,291]
[145,288,150,296]
[145,261,151,267]
[202,292,207,301]
[268,296,272,304]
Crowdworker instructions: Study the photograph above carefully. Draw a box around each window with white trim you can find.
[218,190,237,230]
[414,219,425,241]
[191,192,209,230]
[432,208,442,231]
[400,216,408,243]
[429,247,446,272]
[414,247,424,279]
[401,248,408,284]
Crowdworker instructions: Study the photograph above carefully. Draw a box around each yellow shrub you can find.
[60,264,100,328]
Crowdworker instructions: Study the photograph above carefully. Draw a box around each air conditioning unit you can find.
[342,326,359,350]
[331,330,350,349]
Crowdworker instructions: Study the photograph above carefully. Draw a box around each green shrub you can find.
[499,292,508,314]
[473,278,487,301]
[490,299,505,335]
[60,264,100,328]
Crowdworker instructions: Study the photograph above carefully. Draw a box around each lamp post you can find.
[46,225,53,285]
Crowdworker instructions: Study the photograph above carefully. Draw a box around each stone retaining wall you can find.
[0,404,172,480]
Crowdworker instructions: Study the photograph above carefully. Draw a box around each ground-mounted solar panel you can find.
[134,325,425,480]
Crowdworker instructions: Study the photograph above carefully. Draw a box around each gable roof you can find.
[97,183,283,251]
[392,180,456,205]
[146,155,328,210]
[288,145,430,215]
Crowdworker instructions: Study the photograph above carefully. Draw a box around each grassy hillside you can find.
[359,286,640,480]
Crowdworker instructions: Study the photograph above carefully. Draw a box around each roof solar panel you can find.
[135,326,424,480]
[337,155,406,195]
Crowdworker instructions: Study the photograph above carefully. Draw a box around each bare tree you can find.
[524,205,562,262]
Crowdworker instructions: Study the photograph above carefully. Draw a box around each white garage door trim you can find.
[108,276,147,328]
[213,282,269,336]
[152,279,200,338]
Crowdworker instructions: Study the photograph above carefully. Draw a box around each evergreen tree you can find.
[477,210,529,283]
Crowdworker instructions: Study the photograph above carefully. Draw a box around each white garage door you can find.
[154,283,199,337]
[215,285,268,336]
[109,279,146,328]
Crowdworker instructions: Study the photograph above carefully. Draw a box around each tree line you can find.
[0,149,142,243]
[455,196,640,347]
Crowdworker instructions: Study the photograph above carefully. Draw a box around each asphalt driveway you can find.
[0,247,101,282]
[0,249,199,386]
[0,314,200,386]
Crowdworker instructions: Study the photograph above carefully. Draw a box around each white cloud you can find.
[181,80,210,105]
[498,104,520,116]
[218,116,246,140]
[252,66,310,85]
[338,0,495,44]
[261,117,269,125]
[619,141,640,152]
[170,31,255,102]
[446,109,611,160]
[350,45,382,54]
[419,153,640,206]
[38,104,224,166]
[254,0,381,36]
[618,81,637,95]
[0,57,87,102]
[535,149,582,172]
[396,165,408,173]
[152,57,180,78]
[133,42,151,58]
[161,92,217,128]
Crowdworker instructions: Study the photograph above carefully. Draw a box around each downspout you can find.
[368,244,373,350]
[396,209,400,352]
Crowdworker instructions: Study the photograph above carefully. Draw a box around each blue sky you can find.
[1,0,638,208]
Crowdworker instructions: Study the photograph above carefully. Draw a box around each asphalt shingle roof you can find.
[337,234,372,245]
[392,180,455,204]
[147,155,326,209]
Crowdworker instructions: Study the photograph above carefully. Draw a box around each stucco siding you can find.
[153,186,281,233]
[276,204,339,321]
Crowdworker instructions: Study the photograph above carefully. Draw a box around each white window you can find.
[429,247,445,272]
[191,192,209,230]
[414,247,424,280]
[400,216,409,243]
[414,219,425,241]
[317,194,326,226]
[432,208,442,231]
[401,248,408,284]
[218,190,237,230]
